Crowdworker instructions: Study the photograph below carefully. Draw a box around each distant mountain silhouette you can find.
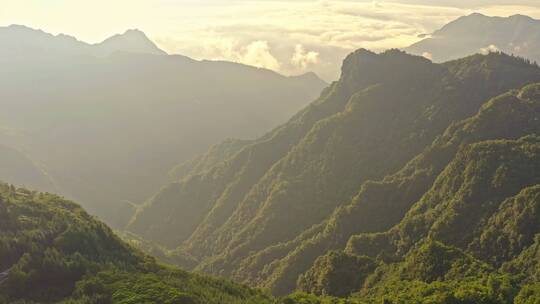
[0,25,326,227]
[96,28,166,56]
[0,25,165,57]
[406,13,540,63]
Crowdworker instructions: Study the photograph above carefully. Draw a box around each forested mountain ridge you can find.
[260,82,540,296]
[0,25,326,228]
[296,133,540,303]
[0,183,276,304]
[128,48,540,297]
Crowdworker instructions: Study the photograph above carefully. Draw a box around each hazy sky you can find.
[2,0,540,80]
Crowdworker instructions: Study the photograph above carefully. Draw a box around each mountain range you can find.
[4,49,539,304]
[2,12,540,304]
[128,48,540,298]
[406,13,540,63]
[0,24,165,57]
[0,25,326,227]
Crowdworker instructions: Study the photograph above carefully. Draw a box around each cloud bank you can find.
[152,1,540,80]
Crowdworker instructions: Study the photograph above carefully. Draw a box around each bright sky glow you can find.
[2,0,540,80]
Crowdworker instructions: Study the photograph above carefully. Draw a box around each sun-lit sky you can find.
[2,0,540,80]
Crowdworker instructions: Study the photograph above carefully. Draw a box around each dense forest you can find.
[127,48,540,298]
[0,183,279,303]
[2,83,539,303]
[3,161,540,304]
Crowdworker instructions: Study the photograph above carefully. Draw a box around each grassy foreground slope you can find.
[0,183,273,304]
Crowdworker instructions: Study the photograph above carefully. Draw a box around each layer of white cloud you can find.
[152,1,470,79]
[291,44,320,69]
[480,44,500,55]
[243,40,281,71]
[151,1,540,80]
[422,52,434,60]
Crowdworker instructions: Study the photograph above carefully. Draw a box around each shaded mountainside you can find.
[127,49,540,295]
[261,82,540,295]
[0,25,326,228]
[0,144,56,194]
[0,183,276,304]
[406,13,540,63]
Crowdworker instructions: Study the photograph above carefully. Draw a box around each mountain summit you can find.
[0,25,166,57]
[96,28,166,56]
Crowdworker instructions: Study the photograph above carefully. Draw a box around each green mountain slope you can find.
[289,135,540,303]
[256,82,540,295]
[289,84,540,300]
[0,183,273,304]
[339,135,540,303]
[128,50,540,291]
[348,135,540,260]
